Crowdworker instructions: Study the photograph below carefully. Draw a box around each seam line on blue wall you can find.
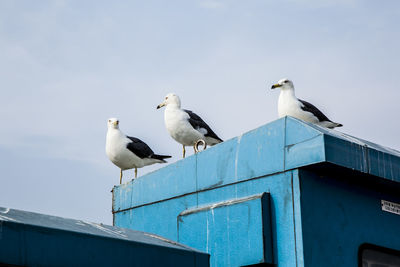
[111,188,115,226]
[322,134,326,164]
[363,144,369,174]
[112,161,343,213]
[112,171,287,214]
[283,116,287,171]
[195,153,199,208]
[113,160,357,214]
[114,159,366,214]
[291,171,298,267]
[285,134,323,152]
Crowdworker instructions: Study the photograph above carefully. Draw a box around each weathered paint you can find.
[115,171,303,266]
[113,117,400,214]
[177,193,273,266]
[113,116,400,266]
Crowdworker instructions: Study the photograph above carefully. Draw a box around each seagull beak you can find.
[271,84,281,89]
[113,121,119,126]
[156,102,166,109]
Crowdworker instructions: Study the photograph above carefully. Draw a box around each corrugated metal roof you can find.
[0,207,198,252]
[0,207,209,267]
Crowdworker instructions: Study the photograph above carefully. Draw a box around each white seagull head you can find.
[156,93,181,109]
[271,78,294,91]
[107,118,120,129]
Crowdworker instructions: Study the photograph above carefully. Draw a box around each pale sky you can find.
[1,0,399,225]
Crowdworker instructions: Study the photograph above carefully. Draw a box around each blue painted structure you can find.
[113,116,400,267]
[0,207,209,267]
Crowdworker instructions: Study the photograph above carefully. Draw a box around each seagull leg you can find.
[119,169,123,184]
[135,168,137,179]
[182,145,186,158]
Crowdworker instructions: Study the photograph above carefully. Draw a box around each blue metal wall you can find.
[299,167,400,266]
[113,117,400,267]
[115,171,302,266]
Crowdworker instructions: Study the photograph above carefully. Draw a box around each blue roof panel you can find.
[0,207,209,267]
[113,116,400,212]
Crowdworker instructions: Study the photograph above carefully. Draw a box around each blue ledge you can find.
[113,116,400,212]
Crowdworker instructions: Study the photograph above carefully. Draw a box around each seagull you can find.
[271,78,343,129]
[106,118,171,184]
[156,93,223,158]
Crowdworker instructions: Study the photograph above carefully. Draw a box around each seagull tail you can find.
[151,154,172,163]
[328,122,343,129]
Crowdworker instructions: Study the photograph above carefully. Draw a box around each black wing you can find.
[183,109,223,142]
[126,136,155,159]
[298,99,332,123]
[126,136,171,161]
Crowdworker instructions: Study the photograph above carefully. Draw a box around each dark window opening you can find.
[359,244,400,267]
[241,264,275,267]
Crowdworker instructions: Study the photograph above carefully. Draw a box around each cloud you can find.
[0,0,399,227]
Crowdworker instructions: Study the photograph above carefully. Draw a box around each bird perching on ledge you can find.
[157,93,223,158]
[106,118,171,184]
[271,78,343,129]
